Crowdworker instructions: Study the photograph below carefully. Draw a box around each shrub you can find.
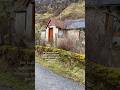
[86,60,120,90]
[35,45,85,63]
[0,45,34,82]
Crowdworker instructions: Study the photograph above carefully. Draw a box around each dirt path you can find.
[35,63,85,90]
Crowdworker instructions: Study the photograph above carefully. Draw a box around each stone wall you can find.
[57,29,85,53]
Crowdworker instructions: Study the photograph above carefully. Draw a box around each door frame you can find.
[48,28,53,42]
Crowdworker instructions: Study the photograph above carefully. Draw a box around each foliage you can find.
[35,13,53,20]
[86,60,120,90]
[0,45,34,89]
[35,45,85,62]
[55,1,85,20]
[0,46,34,69]
[36,56,85,85]
[0,1,13,45]
[0,1,12,23]
[35,45,85,85]
[35,0,85,33]
[0,72,34,90]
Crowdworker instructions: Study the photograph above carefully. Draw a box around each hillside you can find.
[35,0,85,30]
[35,0,82,15]
[55,1,85,20]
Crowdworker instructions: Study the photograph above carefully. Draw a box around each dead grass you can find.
[55,1,85,20]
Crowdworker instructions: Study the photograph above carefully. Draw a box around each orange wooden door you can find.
[48,28,53,42]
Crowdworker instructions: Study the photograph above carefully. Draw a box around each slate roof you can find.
[86,0,120,6]
[47,18,85,30]
[64,19,85,29]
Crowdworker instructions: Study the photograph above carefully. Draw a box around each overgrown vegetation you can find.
[35,0,85,31]
[36,45,85,61]
[0,46,34,90]
[86,60,120,90]
[35,45,85,85]
[55,1,85,20]
[0,72,34,90]
[0,1,13,45]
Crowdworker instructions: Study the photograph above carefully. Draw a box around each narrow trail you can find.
[35,63,85,90]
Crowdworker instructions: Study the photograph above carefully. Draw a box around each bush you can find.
[86,60,120,90]
[0,45,34,83]
[35,45,85,62]
[35,45,85,85]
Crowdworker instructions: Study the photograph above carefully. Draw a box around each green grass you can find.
[0,45,34,90]
[86,61,120,90]
[55,1,85,20]
[0,72,34,90]
[35,47,85,85]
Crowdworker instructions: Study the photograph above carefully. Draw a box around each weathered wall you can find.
[67,30,80,40]
[44,26,85,53]
[86,6,120,67]
[57,29,85,53]
[0,0,34,47]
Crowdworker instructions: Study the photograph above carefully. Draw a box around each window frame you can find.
[58,29,64,38]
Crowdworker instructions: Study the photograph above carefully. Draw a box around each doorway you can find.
[48,28,53,42]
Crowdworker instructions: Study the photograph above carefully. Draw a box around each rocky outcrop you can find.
[35,0,82,16]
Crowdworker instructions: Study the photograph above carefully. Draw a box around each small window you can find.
[58,29,64,38]
[41,30,46,39]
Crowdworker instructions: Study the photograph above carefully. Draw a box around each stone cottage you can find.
[86,0,120,67]
[41,18,85,53]
[0,0,35,47]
